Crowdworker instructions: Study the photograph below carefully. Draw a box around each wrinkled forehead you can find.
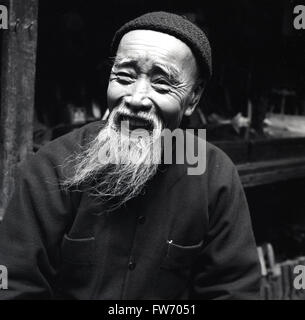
[114,30,199,78]
[113,54,182,81]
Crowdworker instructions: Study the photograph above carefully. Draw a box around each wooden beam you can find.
[238,157,305,188]
[0,0,39,218]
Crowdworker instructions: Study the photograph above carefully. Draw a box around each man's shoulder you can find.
[19,120,104,175]
[47,120,104,151]
[189,131,236,169]
[206,141,234,167]
[36,120,104,160]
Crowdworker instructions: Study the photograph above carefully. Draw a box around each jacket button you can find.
[138,216,146,224]
[128,260,136,270]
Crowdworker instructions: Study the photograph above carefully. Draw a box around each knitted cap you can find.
[111,11,212,80]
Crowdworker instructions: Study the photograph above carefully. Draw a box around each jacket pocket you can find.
[61,234,96,265]
[162,239,204,270]
[56,234,96,299]
[154,240,203,299]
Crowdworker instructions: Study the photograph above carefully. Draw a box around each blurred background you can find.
[1,0,305,299]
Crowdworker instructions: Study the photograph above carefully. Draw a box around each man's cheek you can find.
[107,83,124,108]
[160,107,182,129]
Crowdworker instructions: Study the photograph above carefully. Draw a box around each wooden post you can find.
[0,0,39,218]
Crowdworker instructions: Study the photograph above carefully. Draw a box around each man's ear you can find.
[184,80,205,116]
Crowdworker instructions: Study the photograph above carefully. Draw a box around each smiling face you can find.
[107,29,204,130]
[64,30,205,210]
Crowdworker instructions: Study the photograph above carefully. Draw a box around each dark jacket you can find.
[0,121,261,299]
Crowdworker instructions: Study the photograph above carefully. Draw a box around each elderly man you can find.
[0,12,260,299]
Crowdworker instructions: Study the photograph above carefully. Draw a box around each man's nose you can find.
[125,79,153,111]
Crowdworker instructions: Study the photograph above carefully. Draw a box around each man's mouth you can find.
[118,114,154,132]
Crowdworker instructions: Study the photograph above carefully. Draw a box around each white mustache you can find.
[112,105,162,131]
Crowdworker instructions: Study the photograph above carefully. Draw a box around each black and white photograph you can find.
[0,0,305,304]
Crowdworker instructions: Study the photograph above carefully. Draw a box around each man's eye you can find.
[152,80,171,93]
[116,73,134,84]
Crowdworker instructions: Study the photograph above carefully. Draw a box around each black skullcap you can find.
[111,11,212,80]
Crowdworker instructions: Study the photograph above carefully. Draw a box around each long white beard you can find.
[62,105,163,211]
